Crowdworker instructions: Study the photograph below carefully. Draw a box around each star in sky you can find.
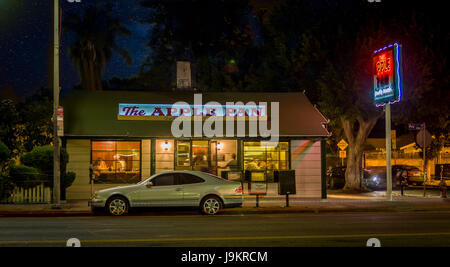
[0,0,151,98]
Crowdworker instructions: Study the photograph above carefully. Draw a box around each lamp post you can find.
[52,0,61,207]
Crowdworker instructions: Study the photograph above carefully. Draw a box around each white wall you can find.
[290,140,322,198]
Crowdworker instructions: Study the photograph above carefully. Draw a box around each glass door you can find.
[176,141,191,170]
[192,140,209,172]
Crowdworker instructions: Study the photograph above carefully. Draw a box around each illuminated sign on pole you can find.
[373,43,402,201]
[373,43,402,106]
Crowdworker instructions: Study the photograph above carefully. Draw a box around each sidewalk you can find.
[0,192,449,217]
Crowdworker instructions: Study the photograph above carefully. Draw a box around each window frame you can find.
[90,139,142,184]
[243,141,290,182]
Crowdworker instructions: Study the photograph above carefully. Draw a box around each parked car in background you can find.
[326,167,346,189]
[90,171,243,216]
[393,165,423,185]
[363,165,422,190]
[363,167,388,190]
[327,167,374,190]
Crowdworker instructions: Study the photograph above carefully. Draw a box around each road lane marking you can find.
[2,232,450,245]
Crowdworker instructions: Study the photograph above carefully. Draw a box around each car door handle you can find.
[175,188,183,191]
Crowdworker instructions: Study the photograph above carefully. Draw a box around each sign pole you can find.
[423,122,427,197]
[385,103,392,201]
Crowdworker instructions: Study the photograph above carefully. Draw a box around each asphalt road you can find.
[1,212,450,247]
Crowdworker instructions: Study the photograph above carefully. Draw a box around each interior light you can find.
[217,142,223,151]
[162,140,171,151]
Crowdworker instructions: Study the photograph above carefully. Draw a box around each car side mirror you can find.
[146,182,153,188]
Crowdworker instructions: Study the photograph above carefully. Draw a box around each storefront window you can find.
[216,140,238,177]
[243,142,289,182]
[91,141,140,184]
[155,139,174,173]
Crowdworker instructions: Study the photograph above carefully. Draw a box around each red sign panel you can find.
[372,43,402,106]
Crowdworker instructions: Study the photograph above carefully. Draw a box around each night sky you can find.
[0,0,150,98]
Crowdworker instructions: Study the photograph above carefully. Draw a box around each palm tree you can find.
[63,4,132,91]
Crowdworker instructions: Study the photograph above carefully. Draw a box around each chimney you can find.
[176,61,192,90]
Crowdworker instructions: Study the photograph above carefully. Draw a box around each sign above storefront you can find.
[118,103,268,121]
[373,43,402,106]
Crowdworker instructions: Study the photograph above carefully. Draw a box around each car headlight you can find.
[372,176,379,182]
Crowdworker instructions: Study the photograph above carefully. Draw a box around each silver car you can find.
[90,171,243,216]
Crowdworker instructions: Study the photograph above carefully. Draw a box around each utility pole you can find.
[52,0,61,207]
[385,103,392,201]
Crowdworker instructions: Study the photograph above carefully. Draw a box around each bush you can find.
[19,145,75,191]
[9,164,41,189]
[0,174,14,202]
[20,145,69,175]
[62,171,76,189]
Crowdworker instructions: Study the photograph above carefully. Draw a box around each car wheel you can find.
[200,196,222,215]
[106,196,129,216]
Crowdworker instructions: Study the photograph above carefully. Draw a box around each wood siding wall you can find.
[290,140,322,198]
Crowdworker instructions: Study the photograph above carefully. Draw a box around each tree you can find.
[0,141,13,201]
[0,99,22,157]
[390,7,450,160]
[138,0,253,91]
[0,141,11,173]
[317,2,440,191]
[17,88,53,152]
[63,3,132,91]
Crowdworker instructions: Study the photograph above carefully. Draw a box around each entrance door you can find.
[192,140,209,172]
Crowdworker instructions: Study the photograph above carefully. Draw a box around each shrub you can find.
[20,145,69,175]
[9,164,41,189]
[62,171,76,189]
[0,174,14,202]
[19,145,75,193]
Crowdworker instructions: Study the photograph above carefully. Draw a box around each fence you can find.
[2,183,52,204]
[365,151,422,160]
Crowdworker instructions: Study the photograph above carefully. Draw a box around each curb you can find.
[2,206,450,217]
[0,211,92,217]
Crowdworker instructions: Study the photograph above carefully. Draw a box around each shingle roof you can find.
[61,90,330,138]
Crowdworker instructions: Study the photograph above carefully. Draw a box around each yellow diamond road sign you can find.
[337,139,348,151]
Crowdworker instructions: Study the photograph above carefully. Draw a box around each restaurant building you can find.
[61,90,330,200]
